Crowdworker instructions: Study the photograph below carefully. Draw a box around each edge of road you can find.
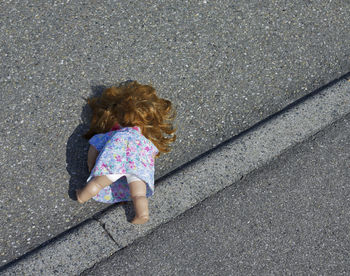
[1,72,350,275]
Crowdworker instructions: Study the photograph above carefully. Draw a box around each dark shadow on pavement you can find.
[121,202,136,223]
[66,85,107,200]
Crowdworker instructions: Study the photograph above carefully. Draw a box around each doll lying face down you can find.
[76,81,176,224]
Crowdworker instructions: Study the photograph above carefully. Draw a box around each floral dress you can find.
[87,126,159,203]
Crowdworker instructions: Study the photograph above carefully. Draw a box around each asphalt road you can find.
[1,0,350,267]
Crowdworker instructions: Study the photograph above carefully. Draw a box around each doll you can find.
[76,81,176,224]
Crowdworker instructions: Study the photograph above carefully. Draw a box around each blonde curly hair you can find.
[84,81,176,156]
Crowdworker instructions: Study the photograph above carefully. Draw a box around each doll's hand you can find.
[87,145,99,172]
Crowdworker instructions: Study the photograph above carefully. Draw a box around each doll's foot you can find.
[131,215,149,224]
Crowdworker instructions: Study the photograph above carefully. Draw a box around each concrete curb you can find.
[2,74,350,275]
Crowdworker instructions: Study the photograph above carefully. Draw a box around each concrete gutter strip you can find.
[2,220,119,276]
[81,102,350,276]
[2,75,350,275]
[96,75,350,248]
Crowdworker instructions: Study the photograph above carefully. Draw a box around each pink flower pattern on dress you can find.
[87,126,158,203]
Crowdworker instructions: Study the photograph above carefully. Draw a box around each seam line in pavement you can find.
[154,72,350,185]
[93,218,122,248]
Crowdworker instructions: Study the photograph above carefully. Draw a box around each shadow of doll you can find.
[66,85,106,200]
[121,201,136,223]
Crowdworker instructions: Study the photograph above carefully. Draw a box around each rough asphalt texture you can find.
[83,112,350,276]
[1,0,350,266]
[2,74,349,275]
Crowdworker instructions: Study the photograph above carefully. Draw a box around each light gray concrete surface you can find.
[1,72,349,275]
[1,0,350,265]
[96,75,350,249]
[2,220,119,276]
[82,103,350,276]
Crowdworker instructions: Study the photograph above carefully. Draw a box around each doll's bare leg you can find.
[76,176,112,203]
[129,181,149,224]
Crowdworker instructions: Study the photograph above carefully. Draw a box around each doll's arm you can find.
[87,145,99,172]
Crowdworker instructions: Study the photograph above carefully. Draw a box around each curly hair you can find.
[83,81,176,156]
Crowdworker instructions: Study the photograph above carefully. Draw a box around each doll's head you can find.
[84,81,176,156]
